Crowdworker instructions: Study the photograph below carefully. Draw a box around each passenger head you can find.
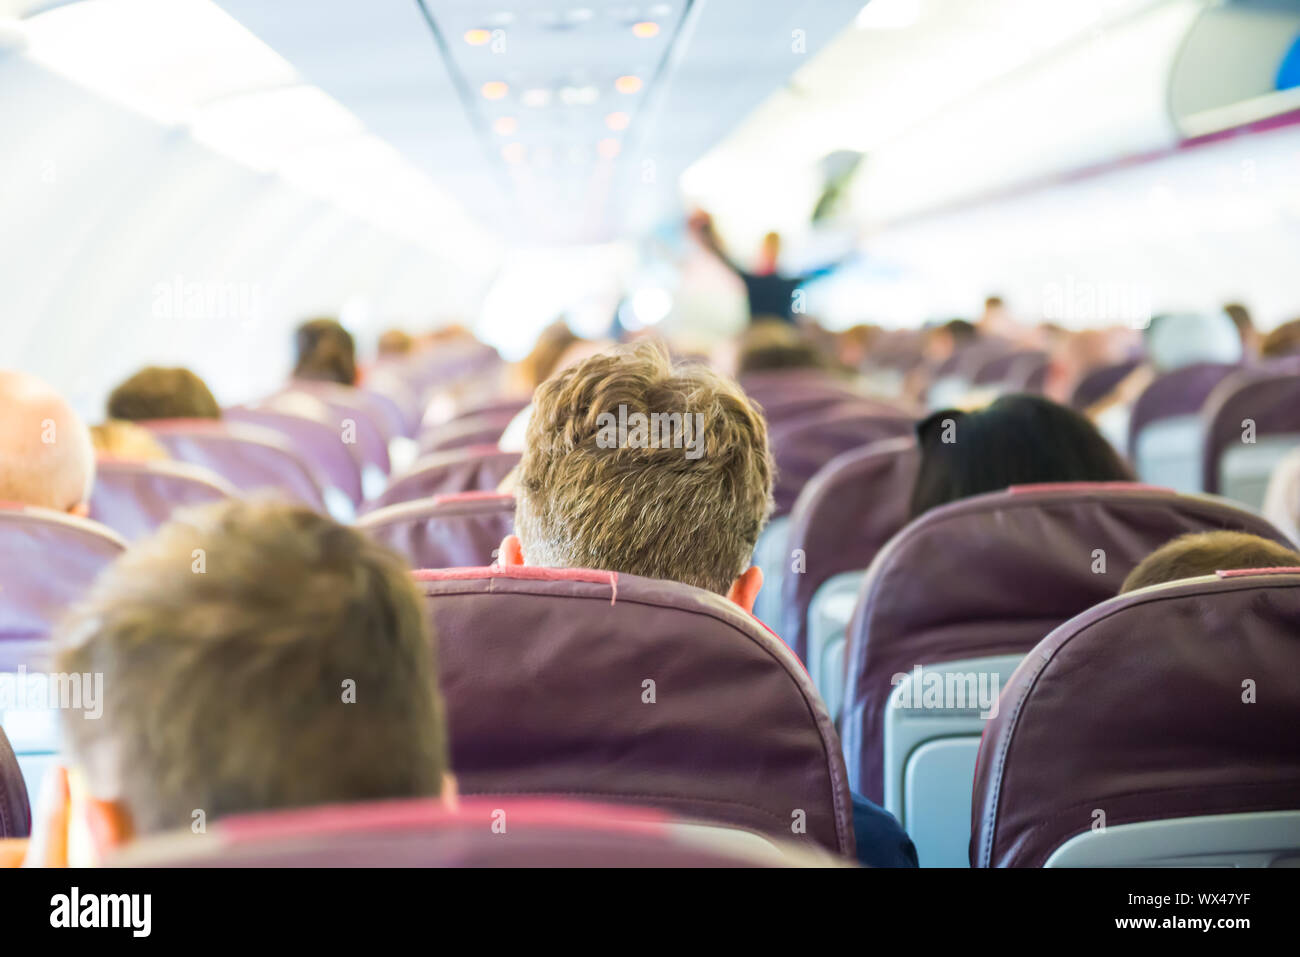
[512,320,580,393]
[293,317,357,385]
[924,318,978,363]
[1223,303,1258,357]
[377,328,414,358]
[55,500,451,853]
[1260,318,1300,361]
[90,420,169,462]
[106,366,220,421]
[1120,531,1300,594]
[0,370,95,515]
[909,393,1134,519]
[505,340,774,609]
[736,320,825,375]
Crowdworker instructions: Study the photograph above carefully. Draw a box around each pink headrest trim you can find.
[1006,482,1174,496]
[430,491,514,506]
[1215,566,1300,579]
[412,565,619,603]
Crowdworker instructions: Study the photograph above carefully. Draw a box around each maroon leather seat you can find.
[279,380,393,471]
[768,404,915,517]
[0,725,28,839]
[417,409,517,455]
[972,568,1300,867]
[1068,357,1143,410]
[1126,362,1238,460]
[112,796,841,867]
[0,505,126,672]
[224,403,364,505]
[842,482,1292,803]
[356,493,515,570]
[89,459,236,541]
[415,565,855,857]
[1201,366,1300,496]
[366,448,520,512]
[780,437,919,661]
[145,419,327,511]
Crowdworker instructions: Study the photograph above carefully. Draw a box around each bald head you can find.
[0,371,95,514]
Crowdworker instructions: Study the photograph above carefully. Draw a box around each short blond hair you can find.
[516,340,773,594]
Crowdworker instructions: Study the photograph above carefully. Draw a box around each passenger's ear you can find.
[67,502,90,518]
[726,565,764,615]
[440,773,459,812]
[499,534,525,567]
[82,796,134,863]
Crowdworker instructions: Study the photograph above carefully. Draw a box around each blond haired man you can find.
[500,339,773,612]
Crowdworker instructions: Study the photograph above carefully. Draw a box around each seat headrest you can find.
[1127,362,1237,459]
[110,796,843,867]
[842,482,1292,801]
[89,459,236,541]
[972,571,1300,867]
[368,448,520,512]
[1201,368,1300,494]
[0,506,126,671]
[415,565,855,856]
[355,493,514,569]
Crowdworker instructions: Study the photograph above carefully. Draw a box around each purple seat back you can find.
[416,565,855,856]
[741,369,911,422]
[1126,362,1238,460]
[417,410,517,455]
[356,493,515,570]
[280,381,392,471]
[367,448,520,511]
[146,420,327,511]
[780,438,919,661]
[89,459,236,541]
[842,483,1292,802]
[1201,367,1300,494]
[1068,358,1143,410]
[971,350,1048,388]
[112,796,838,867]
[224,405,363,505]
[360,367,423,438]
[0,505,126,672]
[972,569,1300,867]
[0,725,29,838]
[768,405,915,517]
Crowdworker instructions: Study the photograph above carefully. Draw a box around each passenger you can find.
[293,317,357,385]
[499,340,917,867]
[1263,446,1300,544]
[12,500,454,867]
[734,319,827,376]
[1224,303,1260,358]
[106,366,221,421]
[377,328,415,358]
[497,322,611,452]
[1260,318,1300,361]
[90,420,169,462]
[909,393,1134,519]
[1120,530,1300,593]
[0,370,95,516]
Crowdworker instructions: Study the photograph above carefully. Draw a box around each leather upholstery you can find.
[972,569,1300,867]
[1126,362,1238,461]
[224,404,364,504]
[366,448,520,511]
[1200,366,1300,494]
[416,565,856,856]
[89,459,236,541]
[842,483,1292,802]
[0,725,29,839]
[356,493,514,570]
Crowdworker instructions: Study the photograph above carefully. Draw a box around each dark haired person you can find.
[106,366,221,421]
[909,393,1134,519]
[1120,531,1300,594]
[294,317,357,385]
[11,500,453,866]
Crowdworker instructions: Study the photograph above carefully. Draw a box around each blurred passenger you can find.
[1120,531,1300,594]
[1224,303,1260,358]
[499,340,915,868]
[90,420,168,462]
[910,393,1134,519]
[15,501,454,867]
[735,320,827,376]
[0,370,95,515]
[1263,445,1300,545]
[1260,318,1300,361]
[106,366,221,421]
[293,317,357,385]
[377,328,415,358]
[497,323,612,452]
